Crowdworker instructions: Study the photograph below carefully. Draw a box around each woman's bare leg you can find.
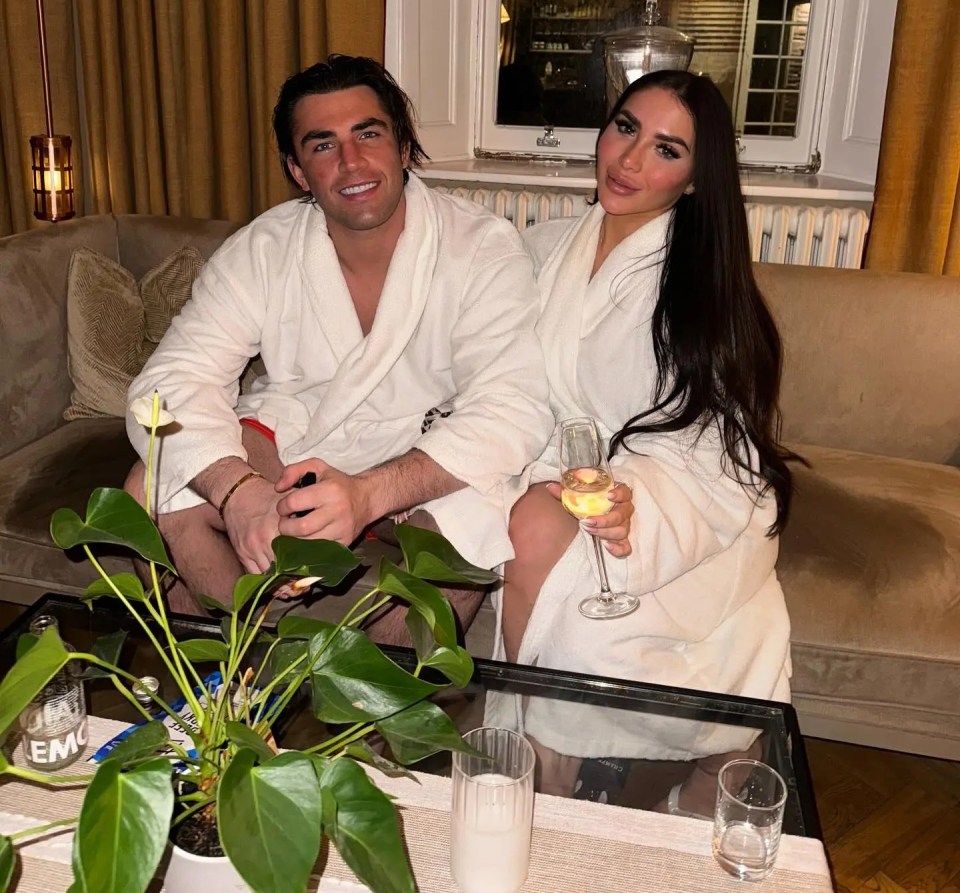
[501,484,579,662]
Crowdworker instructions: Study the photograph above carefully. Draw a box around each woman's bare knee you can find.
[123,461,146,501]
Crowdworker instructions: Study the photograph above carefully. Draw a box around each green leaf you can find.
[320,759,415,893]
[0,752,8,773]
[80,630,127,679]
[394,523,499,585]
[233,574,269,613]
[309,626,440,724]
[379,560,457,648]
[377,699,475,765]
[271,536,359,585]
[80,573,146,604]
[197,593,234,614]
[270,639,308,679]
[0,835,14,893]
[50,488,173,571]
[15,632,38,661]
[342,740,417,781]
[68,758,173,893]
[219,750,322,893]
[175,639,230,662]
[277,615,336,640]
[0,627,70,743]
[404,612,474,687]
[102,722,169,767]
[225,722,275,764]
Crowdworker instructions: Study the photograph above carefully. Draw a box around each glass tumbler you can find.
[712,759,787,881]
[450,727,536,893]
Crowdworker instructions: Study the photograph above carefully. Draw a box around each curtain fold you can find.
[1,0,385,235]
[865,1,960,276]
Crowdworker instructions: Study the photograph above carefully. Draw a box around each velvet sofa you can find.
[1,214,958,760]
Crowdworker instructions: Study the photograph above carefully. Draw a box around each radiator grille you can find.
[429,183,870,269]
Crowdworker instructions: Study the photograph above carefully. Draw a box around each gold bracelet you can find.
[218,471,263,519]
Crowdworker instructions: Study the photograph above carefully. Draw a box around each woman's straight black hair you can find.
[604,70,797,533]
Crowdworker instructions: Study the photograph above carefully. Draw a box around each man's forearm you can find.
[190,457,255,510]
[357,449,465,521]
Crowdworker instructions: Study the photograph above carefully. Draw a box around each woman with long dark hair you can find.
[490,70,796,812]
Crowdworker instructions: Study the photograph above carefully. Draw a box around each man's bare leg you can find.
[124,426,283,613]
[360,509,488,647]
[501,484,578,662]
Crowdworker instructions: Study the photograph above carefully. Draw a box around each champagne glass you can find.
[558,417,640,619]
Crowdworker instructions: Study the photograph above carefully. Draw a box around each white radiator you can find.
[429,184,871,269]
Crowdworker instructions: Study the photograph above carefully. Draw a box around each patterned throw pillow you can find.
[63,246,204,420]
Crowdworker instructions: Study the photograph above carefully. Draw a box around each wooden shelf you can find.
[530,48,592,54]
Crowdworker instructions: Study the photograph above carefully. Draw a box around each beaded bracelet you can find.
[218,471,263,519]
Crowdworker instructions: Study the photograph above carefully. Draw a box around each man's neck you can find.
[328,197,407,277]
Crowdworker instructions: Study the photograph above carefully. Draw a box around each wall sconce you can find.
[30,0,74,222]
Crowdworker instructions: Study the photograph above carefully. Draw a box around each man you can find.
[125,55,552,640]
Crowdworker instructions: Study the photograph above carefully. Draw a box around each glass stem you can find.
[590,534,613,602]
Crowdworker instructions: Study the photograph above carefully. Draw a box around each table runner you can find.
[0,717,835,892]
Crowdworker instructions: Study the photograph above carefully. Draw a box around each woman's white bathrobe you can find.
[127,174,553,569]
[487,205,792,760]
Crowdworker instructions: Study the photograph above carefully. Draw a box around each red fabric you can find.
[239,417,276,444]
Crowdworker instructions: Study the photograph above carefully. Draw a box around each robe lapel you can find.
[300,175,440,445]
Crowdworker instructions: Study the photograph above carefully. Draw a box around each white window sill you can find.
[417,158,874,206]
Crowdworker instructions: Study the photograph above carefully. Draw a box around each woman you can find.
[493,71,795,812]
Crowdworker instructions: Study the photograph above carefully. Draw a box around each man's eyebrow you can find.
[618,108,691,152]
[299,118,390,148]
[300,129,333,147]
[352,117,389,132]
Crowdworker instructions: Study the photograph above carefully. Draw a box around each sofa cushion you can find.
[777,444,960,732]
[64,246,204,420]
[0,419,138,593]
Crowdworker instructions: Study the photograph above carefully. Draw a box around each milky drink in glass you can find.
[450,728,536,893]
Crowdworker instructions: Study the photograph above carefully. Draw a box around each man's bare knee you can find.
[124,461,147,502]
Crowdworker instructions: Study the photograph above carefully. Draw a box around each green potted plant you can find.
[0,394,496,893]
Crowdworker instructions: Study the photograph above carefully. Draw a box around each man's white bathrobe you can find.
[487,205,792,760]
[127,174,553,569]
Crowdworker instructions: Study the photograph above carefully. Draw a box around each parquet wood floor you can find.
[806,737,960,893]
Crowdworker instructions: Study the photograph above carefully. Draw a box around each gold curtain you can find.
[0,0,384,235]
[865,2,960,275]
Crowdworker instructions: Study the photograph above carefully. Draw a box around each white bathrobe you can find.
[127,174,553,569]
[487,205,792,760]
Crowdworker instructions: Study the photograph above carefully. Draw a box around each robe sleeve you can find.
[414,221,553,495]
[126,243,266,509]
[613,420,777,636]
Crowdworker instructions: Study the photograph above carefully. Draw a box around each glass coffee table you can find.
[0,593,821,840]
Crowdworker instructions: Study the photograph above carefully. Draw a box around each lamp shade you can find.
[601,5,695,112]
[30,134,75,222]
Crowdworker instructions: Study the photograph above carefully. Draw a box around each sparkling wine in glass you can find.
[558,417,640,620]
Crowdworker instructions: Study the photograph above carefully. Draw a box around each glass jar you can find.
[18,615,88,771]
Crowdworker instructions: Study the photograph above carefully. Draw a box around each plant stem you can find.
[172,796,215,828]
[84,550,207,728]
[308,723,375,756]
[340,589,388,628]
[8,816,77,841]
[308,721,370,755]
[4,765,97,786]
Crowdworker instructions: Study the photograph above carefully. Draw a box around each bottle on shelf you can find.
[18,615,89,771]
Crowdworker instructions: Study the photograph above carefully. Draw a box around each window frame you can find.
[475,0,837,169]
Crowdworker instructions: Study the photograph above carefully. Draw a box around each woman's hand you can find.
[546,481,635,557]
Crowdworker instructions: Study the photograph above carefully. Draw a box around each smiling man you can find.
[124,56,552,636]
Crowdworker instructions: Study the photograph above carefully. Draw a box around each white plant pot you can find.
[164,842,250,893]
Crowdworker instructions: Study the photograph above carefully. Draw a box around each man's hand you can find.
[545,480,635,558]
[221,475,284,573]
[276,459,374,546]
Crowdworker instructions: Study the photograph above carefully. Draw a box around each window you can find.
[482,0,833,168]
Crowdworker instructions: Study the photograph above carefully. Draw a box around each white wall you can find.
[386,0,898,188]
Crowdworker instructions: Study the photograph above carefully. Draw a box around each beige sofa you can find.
[1,214,958,759]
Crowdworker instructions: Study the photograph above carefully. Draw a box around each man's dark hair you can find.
[272,54,429,189]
